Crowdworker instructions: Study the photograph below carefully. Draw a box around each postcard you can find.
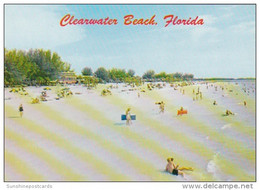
[4,4,256,183]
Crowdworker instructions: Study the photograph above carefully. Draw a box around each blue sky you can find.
[5,4,255,78]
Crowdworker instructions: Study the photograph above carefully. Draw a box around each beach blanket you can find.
[177,110,188,115]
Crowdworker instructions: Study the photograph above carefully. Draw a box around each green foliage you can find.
[94,67,109,82]
[124,76,143,86]
[172,72,183,79]
[142,70,155,79]
[83,76,99,88]
[108,68,127,82]
[183,73,194,80]
[4,49,71,86]
[155,72,167,79]
[82,67,93,76]
[127,69,135,77]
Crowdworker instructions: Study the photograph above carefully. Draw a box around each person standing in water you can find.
[19,104,24,118]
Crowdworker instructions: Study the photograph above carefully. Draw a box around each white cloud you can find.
[191,26,220,42]
[5,5,86,50]
[229,21,255,34]
[200,14,217,25]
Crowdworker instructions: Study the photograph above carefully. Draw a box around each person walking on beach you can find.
[159,101,165,113]
[18,104,24,118]
[166,158,184,177]
[200,92,203,100]
[126,107,132,126]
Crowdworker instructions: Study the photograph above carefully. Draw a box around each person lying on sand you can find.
[166,158,184,177]
[244,101,247,106]
[225,110,234,116]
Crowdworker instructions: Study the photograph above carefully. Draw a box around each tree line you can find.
[5,49,71,86]
[81,67,194,83]
[4,48,194,86]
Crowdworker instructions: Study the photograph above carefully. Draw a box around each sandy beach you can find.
[4,81,255,181]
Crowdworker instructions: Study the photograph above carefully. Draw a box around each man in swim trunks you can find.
[166,158,184,177]
[18,104,23,118]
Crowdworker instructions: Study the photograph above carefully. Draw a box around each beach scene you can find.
[4,5,255,181]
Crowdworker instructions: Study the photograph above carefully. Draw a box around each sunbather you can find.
[226,110,234,116]
[166,158,184,177]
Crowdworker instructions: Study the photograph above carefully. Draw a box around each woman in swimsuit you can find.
[126,108,132,126]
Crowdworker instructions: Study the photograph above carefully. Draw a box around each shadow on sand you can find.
[114,122,125,126]
[159,170,188,181]
[7,116,20,119]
